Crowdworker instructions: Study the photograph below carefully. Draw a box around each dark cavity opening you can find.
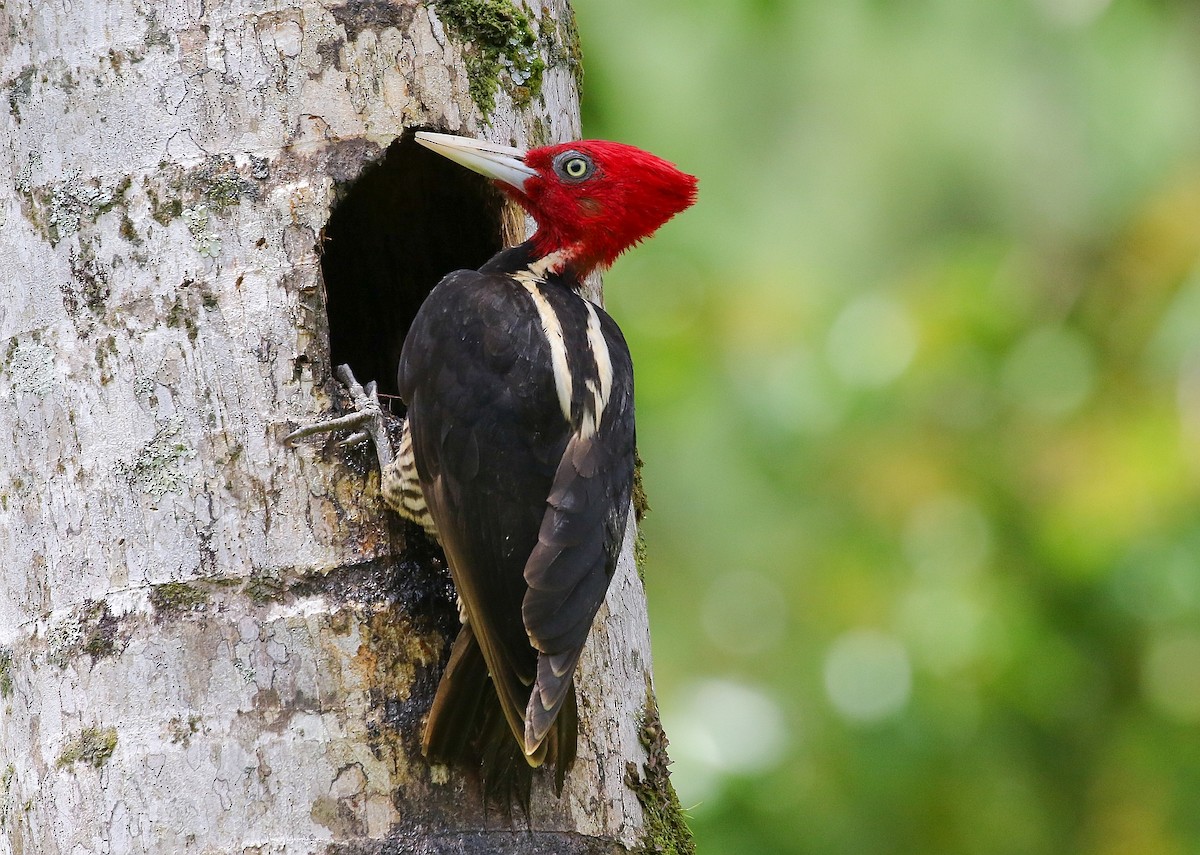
[322,131,507,402]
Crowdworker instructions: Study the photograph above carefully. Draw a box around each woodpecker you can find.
[289,131,697,801]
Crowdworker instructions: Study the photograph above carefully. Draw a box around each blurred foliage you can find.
[572,0,1200,852]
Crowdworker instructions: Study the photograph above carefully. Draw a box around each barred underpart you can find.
[381,419,438,537]
[382,421,467,623]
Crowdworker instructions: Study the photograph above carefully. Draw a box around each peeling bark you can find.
[0,2,677,852]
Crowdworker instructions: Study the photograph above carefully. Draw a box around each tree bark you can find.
[0,2,686,852]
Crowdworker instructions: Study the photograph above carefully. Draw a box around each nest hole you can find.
[322,131,507,403]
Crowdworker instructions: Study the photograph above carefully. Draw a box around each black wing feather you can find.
[400,264,635,764]
[522,308,635,748]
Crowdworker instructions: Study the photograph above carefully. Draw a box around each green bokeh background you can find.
[572,1,1200,852]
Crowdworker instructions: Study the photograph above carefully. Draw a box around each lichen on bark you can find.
[45,601,124,667]
[625,683,695,855]
[149,582,211,617]
[57,726,118,770]
[7,66,35,120]
[433,0,545,112]
[632,450,651,580]
[539,6,584,94]
[0,649,12,699]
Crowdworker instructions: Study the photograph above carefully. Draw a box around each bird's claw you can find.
[339,430,371,448]
[285,364,395,468]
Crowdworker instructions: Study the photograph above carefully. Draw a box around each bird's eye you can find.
[555,151,595,182]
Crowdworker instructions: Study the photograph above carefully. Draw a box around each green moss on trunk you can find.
[625,682,695,855]
[539,6,584,94]
[149,581,210,616]
[58,726,118,770]
[433,0,545,113]
[632,449,651,581]
[0,648,12,699]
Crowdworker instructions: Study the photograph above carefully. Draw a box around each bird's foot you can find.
[288,366,440,536]
[285,364,395,470]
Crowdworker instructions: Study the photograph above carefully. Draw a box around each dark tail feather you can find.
[422,626,578,808]
[479,711,533,813]
[553,680,578,795]
[422,625,491,762]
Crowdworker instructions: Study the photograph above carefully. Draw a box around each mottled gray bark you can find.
[0,2,673,852]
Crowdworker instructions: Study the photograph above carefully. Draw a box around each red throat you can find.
[502,141,698,278]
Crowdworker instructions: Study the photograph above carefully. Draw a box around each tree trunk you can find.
[0,2,688,852]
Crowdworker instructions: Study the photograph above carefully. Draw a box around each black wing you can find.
[399,267,634,760]
[521,303,635,749]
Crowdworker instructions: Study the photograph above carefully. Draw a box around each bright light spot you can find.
[1178,345,1200,455]
[898,586,983,675]
[826,294,917,388]
[666,679,789,807]
[1147,270,1200,371]
[1001,325,1095,418]
[903,493,991,580]
[1143,633,1200,722]
[823,630,913,723]
[686,680,788,773]
[1111,540,1200,622]
[1152,273,1200,451]
[758,346,845,434]
[702,571,788,656]
[1033,0,1112,28]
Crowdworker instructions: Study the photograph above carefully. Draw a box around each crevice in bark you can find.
[325,829,627,854]
[321,130,507,402]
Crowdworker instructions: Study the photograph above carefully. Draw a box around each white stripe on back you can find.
[515,274,573,422]
[580,301,614,440]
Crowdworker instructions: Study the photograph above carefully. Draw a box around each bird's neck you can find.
[530,225,614,281]
[484,239,588,288]
[480,240,583,290]
[525,246,576,279]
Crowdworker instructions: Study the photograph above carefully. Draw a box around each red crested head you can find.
[415,132,697,277]
[517,140,698,274]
